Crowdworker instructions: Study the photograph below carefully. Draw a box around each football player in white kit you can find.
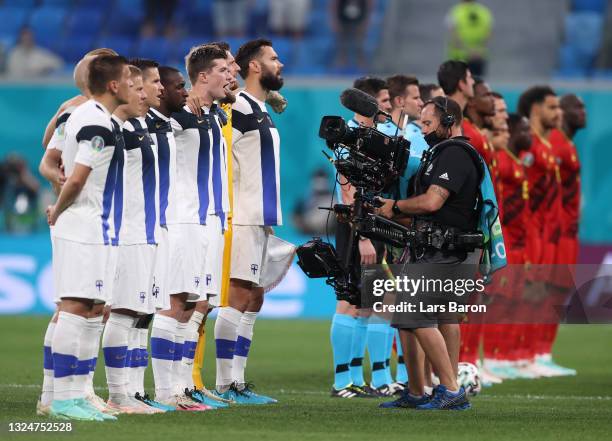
[147,66,207,411]
[101,65,167,415]
[149,44,231,411]
[46,55,131,421]
[213,39,284,404]
[37,48,119,418]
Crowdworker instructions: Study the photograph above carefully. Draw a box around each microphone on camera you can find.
[340,88,391,120]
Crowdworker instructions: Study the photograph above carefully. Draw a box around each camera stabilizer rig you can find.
[296,106,411,305]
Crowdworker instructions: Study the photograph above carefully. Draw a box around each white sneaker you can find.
[36,398,51,416]
[86,393,119,415]
[480,366,504,385]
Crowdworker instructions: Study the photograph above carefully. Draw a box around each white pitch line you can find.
[3,385,611,402]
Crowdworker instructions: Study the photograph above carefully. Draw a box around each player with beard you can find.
[213,39,285,404]
[517,86,571,378]
[543,94,586,377]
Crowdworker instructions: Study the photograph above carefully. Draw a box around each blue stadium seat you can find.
[56,35,95,64]
[66,8,104,37]
[571,0,607,13]
[308,9,332,38]
[41,0,75,6]
[187,0,214,37]
[105,0,144,36]
[135,36,172,65]
[96,36,135,58]
[0,8,30,39]
[3,0,37,7]
[565,12,604,54]
[171,37,205,65]
[29,7,68,42]
[292,37,330,75]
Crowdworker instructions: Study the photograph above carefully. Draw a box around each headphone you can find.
[429,96,455,128]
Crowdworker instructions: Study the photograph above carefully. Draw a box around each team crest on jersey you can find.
[251,264,259,275]
[95,280,103,291]
[522,152,534,167]
[91,135,105,152]
[206,274,212,287]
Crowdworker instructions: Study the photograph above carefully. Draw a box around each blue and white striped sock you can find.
[150,314,177,401]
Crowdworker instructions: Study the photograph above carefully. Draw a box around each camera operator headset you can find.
[374,96,482,406]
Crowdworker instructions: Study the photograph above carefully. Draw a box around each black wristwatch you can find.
[392,200,402,216]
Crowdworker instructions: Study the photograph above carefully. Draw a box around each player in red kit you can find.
[483,114,536,379]
[550,94,585,266]
[517,86,574,377]
[542,94,586,377]
[458,77,498,380]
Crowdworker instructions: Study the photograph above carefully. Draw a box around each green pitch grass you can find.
[0,317,611,441]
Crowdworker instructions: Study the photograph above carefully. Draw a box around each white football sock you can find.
[42,321,56,406]
[83,316,103,397]
[52,311,87,401]
[172,322,187,395]
[126,327,140,396]
[136,327,149,394]
[232,311,258,388]
[102,313,135,402]
[150,314,178,402]
[181,311,204,391]
[214,307,242,391]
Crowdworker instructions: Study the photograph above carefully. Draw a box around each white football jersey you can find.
[118,116,160,245]
[146,108,176,227]
[53,99,125,245]
[168,104,229,225]
[231,91,282,226]
[47,105,78,152]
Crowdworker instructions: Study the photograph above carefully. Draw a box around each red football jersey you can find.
[462,118,500,187]
[521,131,558,265]
[549,128,580,239]
[496,148,529,261]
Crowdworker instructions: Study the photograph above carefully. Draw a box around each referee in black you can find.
[376,96,481,410]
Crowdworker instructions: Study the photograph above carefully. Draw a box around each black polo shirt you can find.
[412,138,480,231]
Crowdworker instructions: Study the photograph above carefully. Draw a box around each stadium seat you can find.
[292,37,330,75]
[135,36,172,65]
[171,37,206,65]
[308,9,332,38]
[571,0,607,13]
[3,0,37,7]
[0,8,30,40]
[66,8,104,37]
[29,7,68,43]
[56,35,95,64]
[186,0,214,37]
[105,0,144,36]
[40,0,74,6]
[565,12,604,51]
[96,36,135,58]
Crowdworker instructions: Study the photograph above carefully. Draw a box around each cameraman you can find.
[376,96,479,410]
[330,76,391,398]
